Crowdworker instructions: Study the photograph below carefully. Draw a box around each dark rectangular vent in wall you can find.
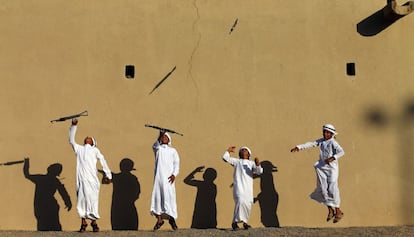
[125,65,135,79]
[346,63,356,76]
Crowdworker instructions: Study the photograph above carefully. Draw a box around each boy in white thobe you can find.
[290,124,345,223]
[69,118,112,232]
[150,131,180,231]
[222,146,263,230]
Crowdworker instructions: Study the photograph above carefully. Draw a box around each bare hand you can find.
[65,204,72,211]
[325,157,335,164]
[195,166,204,173]
[168,175,175,184]
[103,177,112,184]
[254,157,260,166]
[290,147,299,152]
[72,118,78,125]
[227,146,236,153]
[158,130,167,142]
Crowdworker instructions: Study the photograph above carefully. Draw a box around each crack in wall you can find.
[187,0,201,93]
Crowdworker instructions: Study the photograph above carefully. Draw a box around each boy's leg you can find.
[333,207,344,223]
[233,200,252,230]
[311,166,329,203]
[242,222,251,230]
[153,214,164,230]
[79,218,87,232]
[327,206,335,222]
[232,200,239,230]
[168,215,178,230]
[327,168,340,207]
[91,220,99,232]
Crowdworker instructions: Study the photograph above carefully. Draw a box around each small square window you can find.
[125,65,135,79]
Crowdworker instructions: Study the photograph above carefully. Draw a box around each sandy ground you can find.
[1,227,414,237]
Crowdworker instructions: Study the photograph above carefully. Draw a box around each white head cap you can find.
[322,124,337,135]
[165,132,172,145]
[239,146,252,158]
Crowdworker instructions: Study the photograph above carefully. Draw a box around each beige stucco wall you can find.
[0,0,414,230]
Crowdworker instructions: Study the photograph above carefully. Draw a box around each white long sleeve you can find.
[97,150,112,179]
[296,138,323,150]
[331,141,345,160]
[222,151,238,166]
[69,125,81,153]
[296,138,345,161]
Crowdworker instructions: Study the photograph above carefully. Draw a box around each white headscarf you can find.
[91,137,97,147]
[85,136,97,147]
[165,132,172,146]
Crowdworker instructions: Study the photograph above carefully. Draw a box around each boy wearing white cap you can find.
[150,130,180,231]
[222,146,263,230]
[69,118,112,232]
[290,124,345,223]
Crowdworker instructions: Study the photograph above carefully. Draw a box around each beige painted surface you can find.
[0,0,413,230]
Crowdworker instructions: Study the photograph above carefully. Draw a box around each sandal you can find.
[232,222,240,231]
[153,220,164,230]
[327,210,335,222]
[79,224,87,233]
[169,218,178,231]
[333,212,344,223]
[243,223,251,230]
[91,223,99,232]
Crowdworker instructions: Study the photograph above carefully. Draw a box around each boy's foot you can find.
[333,212,344,223]
[91,223,99,232]
[327,209,335,222]
[243,223,251,230]
[79,224,87,233]
[153,220,164,230]
[169,218,178,230]
[232,222,240,231]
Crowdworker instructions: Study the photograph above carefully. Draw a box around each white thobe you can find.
[222,151,263,223]
[69,125,112,220]
[150,141,180,219]
[296,137,345,208]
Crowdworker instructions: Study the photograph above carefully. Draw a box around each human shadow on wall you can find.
[23,158,72,231]
[254,160,280,227]
[109,158,141,230]
[401,101,414,224]
[357,5,406,37]
[184,166,217,229]
[364,100,414,223]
